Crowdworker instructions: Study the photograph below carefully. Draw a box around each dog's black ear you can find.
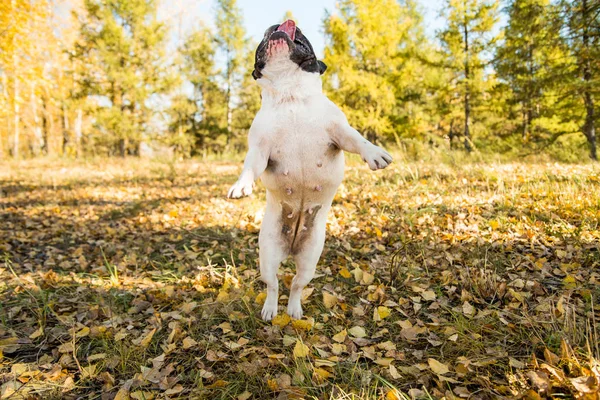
[252,69,261,80]
[318,60,327,75]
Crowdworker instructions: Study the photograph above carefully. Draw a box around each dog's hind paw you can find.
[287,302,303,320]
[261,303,278,321]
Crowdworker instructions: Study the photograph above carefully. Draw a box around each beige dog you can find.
[228,20,392,321]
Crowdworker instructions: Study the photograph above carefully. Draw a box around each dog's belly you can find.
[260,138,345,203]
[260,139,343,254]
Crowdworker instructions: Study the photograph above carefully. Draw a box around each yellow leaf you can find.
[489,220,499,230]
[374,227,383,238]
[322,291,338,309]
[205,380,228,389]
[331,343,346,355]
[563,275,577,289]
[313,367,332,382]
[421,290,436,301]
[131,391,155,400]
[76,326,90,338]
[332,329,347,343]
[139,328,156,348]
[267,379,278,391]
[272,313,291,328]
[293,340,310,359]
[361,270,375,285]
[216,289,230,302]
[291,319,313,331]
[348,326,367,338]
[338,268,352,279]
[374,357,393,366]
[255,292,267,305]
[182,336,197,350]
[374,306,391,321]
[428,358,450,375]
[29,327,43,340]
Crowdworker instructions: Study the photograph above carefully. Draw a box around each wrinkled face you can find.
[252,20,327,80]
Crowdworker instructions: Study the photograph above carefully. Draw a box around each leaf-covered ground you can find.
[0,156,599,399]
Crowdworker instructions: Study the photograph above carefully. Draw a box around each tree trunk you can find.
[62,104,70,155]
[11,0,19,159]
[581,0,597,160]
[1,71,7,159]
[41,96,50,155]
[13,70,20,159]
[463,18,472,152]
[75,108,82,158]
[225,54,233,150]
[119,138,128,157]
[31,83,44,155]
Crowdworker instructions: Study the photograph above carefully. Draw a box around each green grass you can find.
[0,152,599,399]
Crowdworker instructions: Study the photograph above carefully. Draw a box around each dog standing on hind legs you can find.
[227,20,392,321]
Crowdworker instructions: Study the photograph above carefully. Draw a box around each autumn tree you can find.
[439,0,500,151]
[323,0,431,142]
[0,0,55,159]
[73,0,171,156]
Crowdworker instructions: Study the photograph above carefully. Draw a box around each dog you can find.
[227,20,392,321]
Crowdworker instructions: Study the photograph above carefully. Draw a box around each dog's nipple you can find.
[314,185,322,192]
[286,188,293,195]
[317,162,323,168]
[283,170,289,176]
[287,213,293,219]
[302,226,308,231]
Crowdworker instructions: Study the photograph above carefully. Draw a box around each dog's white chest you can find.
[259,101,345,203]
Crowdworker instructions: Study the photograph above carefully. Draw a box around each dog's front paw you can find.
[361,145,393,171]
[227,178,253,199]
[287,301,303,320]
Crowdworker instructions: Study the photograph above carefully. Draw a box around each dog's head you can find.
[252,20,327,81]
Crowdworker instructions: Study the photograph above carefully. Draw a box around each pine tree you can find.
[495,0,571,146]
[74,0,170,156]
[439,0,500,151]
[560,0,599,160]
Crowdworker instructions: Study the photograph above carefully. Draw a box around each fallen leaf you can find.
[462,301,475,316]
[348,326,367,338]
[293,340,309,359]
[322,291,338,309]
[182,336,197,350]
[332,329,347,343]
[428,358,450,375]
[271,313,291,328]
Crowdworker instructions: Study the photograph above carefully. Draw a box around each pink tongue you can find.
[277,20,296,41]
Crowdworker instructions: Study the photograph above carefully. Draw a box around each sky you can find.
[158,0,447,58]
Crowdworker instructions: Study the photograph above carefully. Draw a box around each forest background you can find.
[0,0,599,162]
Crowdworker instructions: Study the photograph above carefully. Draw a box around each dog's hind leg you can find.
[287,209,327,319]
[259,199,289,321]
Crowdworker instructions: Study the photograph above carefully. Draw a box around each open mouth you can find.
[266,20,296,57]
[275,20,296,41]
